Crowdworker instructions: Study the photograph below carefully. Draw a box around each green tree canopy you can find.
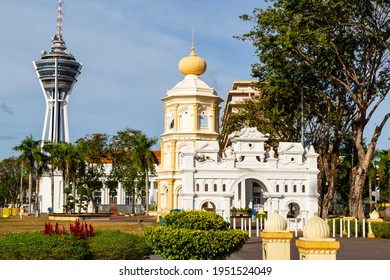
[236,0,390,218]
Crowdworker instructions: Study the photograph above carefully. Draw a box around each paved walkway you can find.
[111,216,390,260]
[230,235,390,260]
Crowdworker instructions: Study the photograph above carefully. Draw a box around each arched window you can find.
[302,185,306,193]
[199,111,208,128]
[167,111,174,130]
[285,185,288,192]
[293,185,297,193]
[276,184,280,192]
[205,184,209,192]
[196,184,200,192]
[179,109,190,129]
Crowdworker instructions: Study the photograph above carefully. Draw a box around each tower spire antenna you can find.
[56,0,63,40]
[192,27,195,50]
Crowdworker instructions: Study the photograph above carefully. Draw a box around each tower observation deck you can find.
[33,0,82,144]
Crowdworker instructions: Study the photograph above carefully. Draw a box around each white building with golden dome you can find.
[157,46,320,229]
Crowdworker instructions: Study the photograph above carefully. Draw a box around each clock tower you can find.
[157,45,223,214]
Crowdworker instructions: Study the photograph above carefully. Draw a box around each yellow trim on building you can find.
[173,104,178,132]
[193,103,199,131]
[171,140,177,171]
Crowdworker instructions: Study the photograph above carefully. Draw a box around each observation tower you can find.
[33,0,82,144]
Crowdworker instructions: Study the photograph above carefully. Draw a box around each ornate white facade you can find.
[157,46,320,230]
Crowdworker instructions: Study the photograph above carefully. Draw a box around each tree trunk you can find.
[132,188,136,214]
[51,165,54,214]
[35,178,40,212]
[28,171,32,214]
[145,169,149,215]
[349,165,366,219]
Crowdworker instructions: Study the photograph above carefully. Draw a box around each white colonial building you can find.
[156,45,319,229]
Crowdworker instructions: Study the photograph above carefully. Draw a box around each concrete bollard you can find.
[260,211,293,260]
[296,213,340,260]
[367,210,383,238]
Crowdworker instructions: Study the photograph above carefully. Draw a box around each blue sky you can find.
[0,0,389,160]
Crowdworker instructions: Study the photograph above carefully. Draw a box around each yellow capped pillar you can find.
[367,210,383,238]
[260,211,293,260]
[295,213,340,260]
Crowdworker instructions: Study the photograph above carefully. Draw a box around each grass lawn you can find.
[0,214,158,236]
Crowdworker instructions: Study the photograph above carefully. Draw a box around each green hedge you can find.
[0,230,152,260]
[88,230,151,260]
[163,210,229,230]
[145,210,249,260]
[371,222,390,239]
[144,226,248,260]
[0,232,90,260]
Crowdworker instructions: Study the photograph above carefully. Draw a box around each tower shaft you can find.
[34,0,81,144]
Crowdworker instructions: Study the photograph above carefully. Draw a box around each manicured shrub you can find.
[371,222,390,239]
[0,232,90,260]
[163,210,229,230]
[144,210,249,260]
[88,230,151,260]
[144,226,248,260]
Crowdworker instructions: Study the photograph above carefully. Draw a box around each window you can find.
[302,185,306,193]
[199,112,208,128]
[196,184,200,192]
[293,185,297,193]
[169,118,174,129]
[222,184,226,192]
[214,184,217,192]
[205,184,209,192]
[285,185,288,192]
[276,185,279,192]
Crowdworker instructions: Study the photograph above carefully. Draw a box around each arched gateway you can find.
[177,127,319,230]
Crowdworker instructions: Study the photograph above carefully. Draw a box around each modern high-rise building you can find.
[33,0,82,144]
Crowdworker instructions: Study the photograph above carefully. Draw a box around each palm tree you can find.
[13,135,42,214]
[42,142,63,213]
[131,132,158,215]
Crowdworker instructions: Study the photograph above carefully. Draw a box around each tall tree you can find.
[238,0,390,219]
[42,142,65,213]
[0,157,24,207]
[131,132,158,214]
[109,128,157,214]
[76,133,108,213]
[13,135,42,214]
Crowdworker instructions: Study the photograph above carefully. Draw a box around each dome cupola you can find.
[178,46,207,76]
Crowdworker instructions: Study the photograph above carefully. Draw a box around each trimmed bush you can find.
[144,210,249,260]
[163,210,229,230]
[0,232,90,260]
[88,230,151,260]
[371,222,390,239]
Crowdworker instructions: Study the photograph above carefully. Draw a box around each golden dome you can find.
[265,211,287,232]
[178,46,207,76]
[303,213,330,239]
